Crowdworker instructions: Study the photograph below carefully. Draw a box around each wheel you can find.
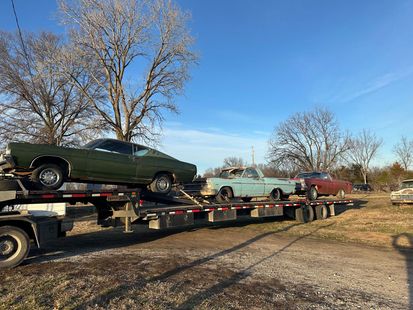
[306,205,315,222]
[315,204,328,220]
[30,164,64,190]
[0,226,30,269]
[215,187,233,203]
[308,186,318,201]
[150,173,172,194]
[241,197,252,203]
[295,207,314,223]
[269,188,282,201]
[337,189,345,199]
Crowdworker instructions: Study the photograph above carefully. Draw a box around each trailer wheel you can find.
[295,207,307,223]
[315,204,328,220]
[308,186,318,201]
[0,226,30,269]
[150,173,172,194]
[216,187,233,203]
[269,188,282,201]
[30,164,64,190]
[337,189,345,199]
[307,205,315,222]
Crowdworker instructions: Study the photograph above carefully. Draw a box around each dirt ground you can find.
[1,194,412,309]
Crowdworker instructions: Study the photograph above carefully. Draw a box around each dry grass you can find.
[244,193,413,248]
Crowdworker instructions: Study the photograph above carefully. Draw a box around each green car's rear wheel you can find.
[150,173,172,194]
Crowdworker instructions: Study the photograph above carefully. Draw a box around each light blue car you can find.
[201,166,296,203]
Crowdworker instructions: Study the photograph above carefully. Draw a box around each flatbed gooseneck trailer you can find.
[0,186,354,269]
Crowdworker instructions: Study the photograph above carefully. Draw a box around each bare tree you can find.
[0,31,103,146]
[393,136,413,170]
[59,0,197,143]
[267,107,351,172]
[346,129,383,184]
[223,157,245,167]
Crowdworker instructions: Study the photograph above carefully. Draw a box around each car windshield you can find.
[297,172,320,179]
[219,168,244,178]
[84,139,132,155]
[400,181,413,189]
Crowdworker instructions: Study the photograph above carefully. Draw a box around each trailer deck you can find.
[0,186,354,269]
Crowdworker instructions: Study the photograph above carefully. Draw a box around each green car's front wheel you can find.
[30,164,64,190]
[150,173,172,194]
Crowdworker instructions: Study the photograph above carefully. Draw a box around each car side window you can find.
[95,140,132,155]
[133,144,149,157]
[244,168,259,178]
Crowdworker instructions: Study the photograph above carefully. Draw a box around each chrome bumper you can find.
[0,154,15,172]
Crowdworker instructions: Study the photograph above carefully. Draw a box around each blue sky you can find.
[1,0,413,173]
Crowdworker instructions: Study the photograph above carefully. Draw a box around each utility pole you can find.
[251,146,255,166]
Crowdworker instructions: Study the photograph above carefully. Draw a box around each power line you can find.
[10,0,33,79]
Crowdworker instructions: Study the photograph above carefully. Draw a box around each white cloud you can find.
[158,126,269,174]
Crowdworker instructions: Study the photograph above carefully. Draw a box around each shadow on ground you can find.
[393,233,413,310]
[75,222,333,309]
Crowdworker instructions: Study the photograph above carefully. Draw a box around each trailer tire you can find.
[315,204,328,220]
[0,226,30,269]
[307,205,315,222]
[295,207,306,223]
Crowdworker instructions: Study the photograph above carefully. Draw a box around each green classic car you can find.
[0,139,197,192]
[201,166,296,202]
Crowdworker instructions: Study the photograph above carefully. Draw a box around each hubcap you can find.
[0,236,17,260]
[39,169,59,187]
[157,178,169,191]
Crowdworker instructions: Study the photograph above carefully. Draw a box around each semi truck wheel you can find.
[0,226,30,269]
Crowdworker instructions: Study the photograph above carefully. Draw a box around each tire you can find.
[150,173,172,194]
[241,197,252,203]
[30,164,64,190]
[215,187,233,203]
[315,204,328,220]
[337,189,345,199]
[269,188,282,202]
[308,186,318,201]
[0,226,30,269]
[307,205,315,222]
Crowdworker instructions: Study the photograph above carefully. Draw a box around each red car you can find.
[293,172,352,200]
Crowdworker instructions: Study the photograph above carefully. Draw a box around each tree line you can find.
[0,0,197,146]
[204,107,412,191]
